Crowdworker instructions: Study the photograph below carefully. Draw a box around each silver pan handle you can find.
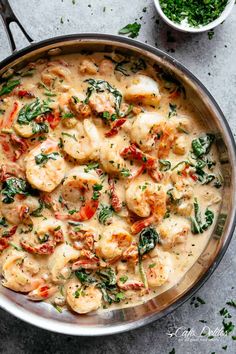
[0,0,33,52]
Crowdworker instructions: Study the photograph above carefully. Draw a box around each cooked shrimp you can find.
[126,181,166,234]
[1,251,41,292]
[21,218,64,255]
[100,138,127,176]
[48,244,80,283]
[99,59,114,75]
[79,59,98,75]
[41,61,71,87]
[0,193,39,225]
[88,91,116,115]
[68,96,91,120]
[0,162,23,180]
[158,217,190,250]
[120,144,162,182]
[125,74,161,106]
[143,248,172,288]
[68,225,97,251]
[96,225,132,260]
[117,262,144,290]
[72,249,100,270]
[25,139,66,192]
[66,281,102,314]
[62,119,100,162]
[28,284,57,301]
[130,112,165,152]
[56,167,101,222]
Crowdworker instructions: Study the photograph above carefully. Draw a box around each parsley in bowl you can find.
[154,0,234,33]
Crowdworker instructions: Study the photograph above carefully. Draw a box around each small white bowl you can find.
[154,0,235,33]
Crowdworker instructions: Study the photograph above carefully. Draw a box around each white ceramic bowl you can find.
[154,0,235,33]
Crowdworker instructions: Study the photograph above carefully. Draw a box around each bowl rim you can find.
[153,0,235,33]
[0,33,236,336]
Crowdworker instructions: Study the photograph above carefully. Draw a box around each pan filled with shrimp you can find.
[0,51,226,314]
[0,34,235,335]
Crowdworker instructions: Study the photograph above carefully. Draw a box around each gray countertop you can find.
[0,1,236,353]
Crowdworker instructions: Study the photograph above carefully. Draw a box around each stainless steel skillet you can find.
[0,0,235,336]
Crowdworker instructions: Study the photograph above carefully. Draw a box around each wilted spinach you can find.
[190,199,214,234]
[98,204,113,225]
[138,227,159,258]
[84,79,122,114]
[0,79,20,97]
[35,152,59,165]
[30,199,46,217]
[96,268,124,304]
[1,177,30,204]
[192,134,215,158]
[75,268,96,284]
[17,98,51,125]
[159,159,171,171]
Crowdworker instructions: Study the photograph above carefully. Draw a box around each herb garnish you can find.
[138,227,159,288]
[0,79,20,97]
[84,79,122,115]
[159,159,171,171]
[98,205,113,225]
[17,98,51,125]
[190,198,214,234]
[1,177,29,204]
[35,152,59,165]
[120,168,131,177]
[192,134,215,158]
[84,161,99,173]
[168,103,177,118]
[159,0,228,28]
[119,22,141,38]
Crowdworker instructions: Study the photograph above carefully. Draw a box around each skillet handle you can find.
[0,0,33,52]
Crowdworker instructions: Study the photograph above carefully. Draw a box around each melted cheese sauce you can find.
[0,53,222,314]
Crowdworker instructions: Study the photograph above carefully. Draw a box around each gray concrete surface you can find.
[0,1,235,353]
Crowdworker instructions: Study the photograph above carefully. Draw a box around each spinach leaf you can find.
[1,177,29,204]
[35,152,59,165]
[84,79,122,114]
[96,268,124,304]
[138,227,159,258]
[168,103,177,118]
[159,159,171,171]
[32,122,49,134]
[75,268,96,284]
[17,98,51,125]
[0,79,20,96]
[192,134,215,158]
[98,205,113,225]
[119,22,141,38]
[0,217,8,227]
[190,199,214,234]
[30,199,45,217]
[194,162,215,185]
[105,56,146,76]
[96,268,116,287]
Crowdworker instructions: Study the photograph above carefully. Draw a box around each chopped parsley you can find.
[84,161,99,173]
[120,168,131,177]
[159,0,228,28]
[119,275,128,284]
